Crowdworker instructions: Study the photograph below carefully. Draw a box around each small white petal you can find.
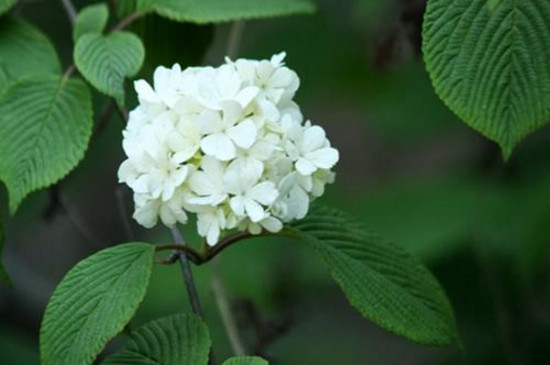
[257,60,274,81]
[248,181,278,206]
[198,110,223,134]
[134,80,160,104]
[301,125,327,153]
[296,157,317,176]
[118,159,137,184]
[270,51,286,66]
[220,100,244,125]
[189,171,220,196]
[235,86,259,108]
[187,194,227,206]
[133,199,159,228]
[201,133,236,161]
[245,199,265,222]
[207,224,220,246]
[248,222,262,235]
[230,196,246,216]
[258,99,280,122]
[260,216,283,233]
[306,147,339,169]
[227,119,257,149]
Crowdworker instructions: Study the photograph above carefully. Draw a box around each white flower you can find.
[198,101,257,161]
[119,52,339,245]
[243,214,283,235]
[133,191,188,228]
[167,117,201,163]
[187,156,228,206]
[223,158,278,222]
[291,124,339,176]
[196,64,259,110]
[197,209,225,246]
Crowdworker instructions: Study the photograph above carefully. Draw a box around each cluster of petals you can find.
[119,53,339,245]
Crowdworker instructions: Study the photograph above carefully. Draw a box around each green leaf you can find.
[74,31,145,105]
[102,314,211,365]
[73,3,109,42]
[40,242,156,365]
[0,17,61,94]
[0,219,10,286]
[223,357,269,365]
[285,205,458,346]
[0,76,93,213]
[137,0,316,24]
[0,0,17,15]
[423,0,550,158]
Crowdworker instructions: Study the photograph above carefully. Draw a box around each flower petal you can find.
[306,147,339,169]
[197,109,223,134]
[189,171,220,196]
[260,216,283,233]
[230,196,246,216]
[227,119,257,149]
[235,86,259,108]
[245,199,265,222]
[301,125,327,153]
[248,181,278,206]
[201,133,236,161]
[134,80,160,104]
[295,157,317,176]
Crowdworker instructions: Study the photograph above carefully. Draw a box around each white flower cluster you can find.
[118,53,339,245]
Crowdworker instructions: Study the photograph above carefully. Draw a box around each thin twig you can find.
[203,231,256,263]
[111,11,145,32]
[226,21,245,59]
[155,243,203,263]
[212,259,247,355]
[169,227,218,365]
[156,251,179,265]
[60,0,77,26]
[155,231,264,265]
[169,227,205,317]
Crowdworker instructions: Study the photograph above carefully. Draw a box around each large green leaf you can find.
[73,3,109,42]
[0,17,61,94]
[137,0,316,24]
[102,314,211,365]
[40,243,156,365]
[423,0,550,158]
[0,76,93,213]
[0,0,17,15]
[285,205,458,345]
[74,31,145,105]
[0,219,10,286]
[223,357,268,365]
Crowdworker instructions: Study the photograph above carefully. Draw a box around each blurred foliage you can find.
[1,0,550,365]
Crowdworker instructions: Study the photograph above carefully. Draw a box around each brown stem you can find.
[111,11,145,32]
[156,243,203,264]
[201,231,257,264]
[156,231,269,266]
